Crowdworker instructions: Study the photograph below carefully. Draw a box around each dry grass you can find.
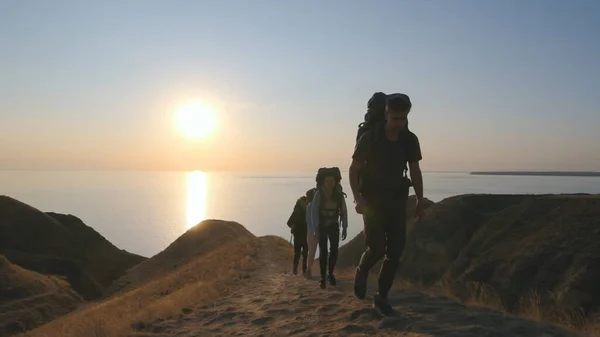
[0,255,76,295]
[393,277,600,336]
[581,322,600,337]
[427,279,505,311]
[18,237,262,337]
[0,255,83,335]
[0,196,146,302]
[106,219,254,296]
[514,292,600,336]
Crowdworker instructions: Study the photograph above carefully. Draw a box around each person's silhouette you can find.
[349,93,425,315]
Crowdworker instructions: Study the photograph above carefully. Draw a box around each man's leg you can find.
[374,201,407,313]
[327,225,340,285]
[292,234,302,275]
[318,227,329,289]
[354,207,386,299]
[301,237,309,274]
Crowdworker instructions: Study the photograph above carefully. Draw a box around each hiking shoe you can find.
[319,278,327,289]
[302,268,307,278]
[292,265,298,275]
[373,293,394,316]
[353,267,367,300]
[328,274,337,286]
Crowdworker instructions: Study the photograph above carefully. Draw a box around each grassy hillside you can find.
[0,255,82,336]
[20,221,291,337]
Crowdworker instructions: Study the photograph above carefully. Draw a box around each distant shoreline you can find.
[470,171,600,177]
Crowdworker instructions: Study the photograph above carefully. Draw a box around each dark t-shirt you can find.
[352,126,422,199]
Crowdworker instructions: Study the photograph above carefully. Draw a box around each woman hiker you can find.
[308,168,348,289]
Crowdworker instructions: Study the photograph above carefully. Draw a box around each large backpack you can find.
[356,92,413,187]
[315,167,346,221]
[356,92,387,142]
[356,92,412,143]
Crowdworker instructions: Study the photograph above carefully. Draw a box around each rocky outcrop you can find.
[398,194,531,285]
[441,194,600,314]
[340,193,600,316]
[0,196,146,301]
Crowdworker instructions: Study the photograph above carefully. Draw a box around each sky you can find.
[1,0,599,172]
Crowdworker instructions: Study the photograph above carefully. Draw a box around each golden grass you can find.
[0,255,75,294]
[0,255,83,335]
[19,237,261,337]
[107,220,255,296]
[393,278,600,336]
[427,279,505,311]
[514,292,600,336]
[581,322,600,337]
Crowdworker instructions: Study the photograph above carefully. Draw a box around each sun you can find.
[175,101,218,139]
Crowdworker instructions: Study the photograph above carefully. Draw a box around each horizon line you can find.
[0,168,469,174]
[2,168,599,174]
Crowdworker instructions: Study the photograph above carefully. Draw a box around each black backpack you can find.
[356,92,413,184]
[356,92,387,143]
[356,92,413,142]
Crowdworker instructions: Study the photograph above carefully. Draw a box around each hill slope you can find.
[0,196,146,300]
[0,255,82,337]
[338,193,600,318]
[22,219,585,337]
[126,231,580,337]
[107,219,255,295]
[399,194,532,285]
[442,194,600,314]
[20,220,290,337]
[16,193,600,336]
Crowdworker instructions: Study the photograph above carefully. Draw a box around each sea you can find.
[1,170,600,258]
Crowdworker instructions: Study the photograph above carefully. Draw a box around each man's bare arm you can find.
[409,161,423,201]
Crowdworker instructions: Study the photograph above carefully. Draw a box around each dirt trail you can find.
[131,237,581,337]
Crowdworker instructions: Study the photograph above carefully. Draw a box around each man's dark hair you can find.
[386,93,412,113]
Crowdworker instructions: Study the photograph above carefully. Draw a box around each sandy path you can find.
[131,237,581,337]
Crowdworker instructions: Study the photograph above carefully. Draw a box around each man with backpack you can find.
[349,92,425,315]
[286,188,316,276]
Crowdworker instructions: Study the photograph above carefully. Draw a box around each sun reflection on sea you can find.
[186,171,207,229]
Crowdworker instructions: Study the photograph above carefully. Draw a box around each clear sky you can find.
[1,0,599,172]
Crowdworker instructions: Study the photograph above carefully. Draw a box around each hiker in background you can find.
[286,188,316,276]
[309,167,348,289]
[349,93,425,315]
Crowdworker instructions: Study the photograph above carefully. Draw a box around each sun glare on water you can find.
[175,101,218,139]
[186,171,207,229]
